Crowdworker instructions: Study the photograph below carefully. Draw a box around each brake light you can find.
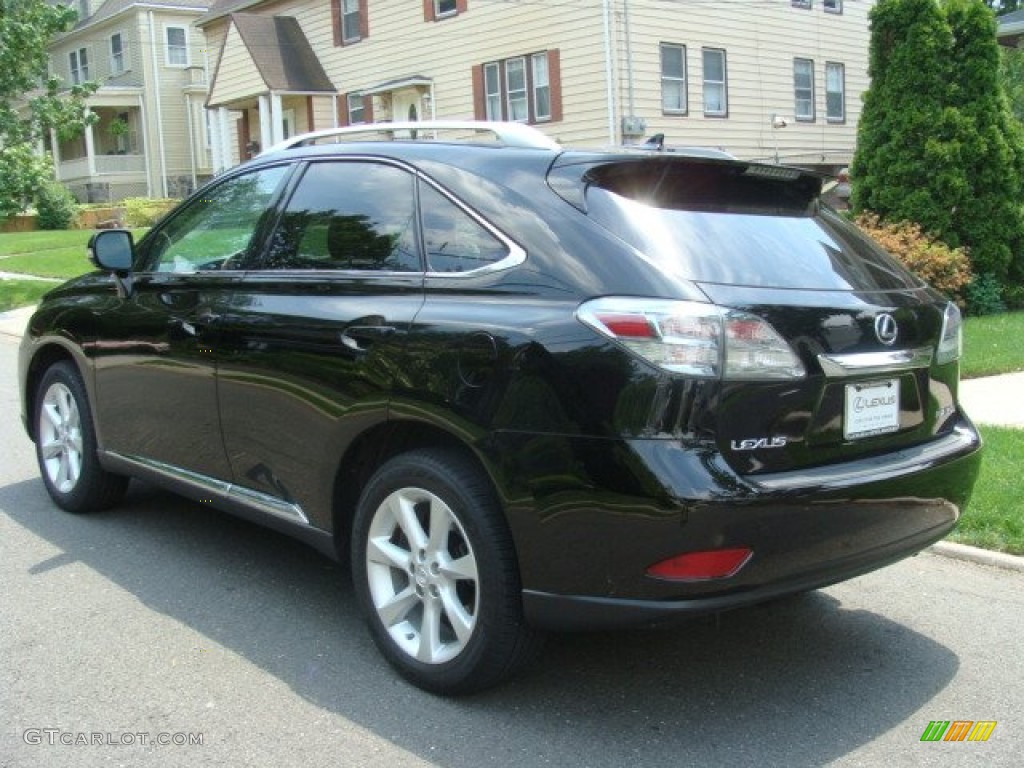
[935,302,962,365]
[577,297,805,380]
[647,548,753,581]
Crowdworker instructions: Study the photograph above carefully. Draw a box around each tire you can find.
[351,448,543,695]
[34,361,128,513]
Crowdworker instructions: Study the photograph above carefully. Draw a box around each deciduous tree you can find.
[0,0,97,218]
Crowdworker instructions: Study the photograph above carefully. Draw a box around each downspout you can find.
[185,92,197,192]
[148,11,169,197]
[624,0,635,120]
[138,93,152,196]
[602,0,616,144]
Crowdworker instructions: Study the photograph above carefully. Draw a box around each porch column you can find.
[217,107,232,171]
[84,121,97,177]
[270,93,285,146]
[259,95,272,152]
[49,129,62,180]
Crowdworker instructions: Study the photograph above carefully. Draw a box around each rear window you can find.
[582,160,923,292]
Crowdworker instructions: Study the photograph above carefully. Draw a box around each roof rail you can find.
[263,121,561,154]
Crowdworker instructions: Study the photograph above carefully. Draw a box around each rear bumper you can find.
[522,507,953,631]
[495,420,982,632]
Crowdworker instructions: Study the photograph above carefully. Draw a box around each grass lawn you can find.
[961,311,1024,379]
[0,279,57,312]
[950,425,1024,555]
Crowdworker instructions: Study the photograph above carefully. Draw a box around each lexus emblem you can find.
[874,313,898,345]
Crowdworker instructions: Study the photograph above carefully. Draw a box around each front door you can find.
[91,163,292,480]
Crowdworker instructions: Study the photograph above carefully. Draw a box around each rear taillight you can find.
[577,297,805,380]
[935,302,962,365]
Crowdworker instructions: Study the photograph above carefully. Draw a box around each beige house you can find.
[46,0,215,201]
[199,0,871,175]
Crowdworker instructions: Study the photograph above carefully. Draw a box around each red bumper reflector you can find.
[646,547,753,581]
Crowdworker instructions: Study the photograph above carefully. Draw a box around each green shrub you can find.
[854,213,973,307]
[34,182,77,230]
[122,197,178,227]
[965,272,1006,316]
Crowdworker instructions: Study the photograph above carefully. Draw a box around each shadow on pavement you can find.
[2,478,958,767]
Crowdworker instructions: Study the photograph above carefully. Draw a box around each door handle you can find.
[340,325,397,352]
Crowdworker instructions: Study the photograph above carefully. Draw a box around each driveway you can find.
[1,334,1021,767]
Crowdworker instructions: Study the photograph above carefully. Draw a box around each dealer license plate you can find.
[844,379,900,440]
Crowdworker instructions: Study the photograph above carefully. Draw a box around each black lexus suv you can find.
[18,121,982,694]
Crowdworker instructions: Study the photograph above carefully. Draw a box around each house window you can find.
[702,48,727,117]
[69,48,89,84]
[347,93,367,124]
[531,53,551,121]
[474,51,561,124]
[792,0,811,8]
[505,57,528,122]
[333,0,367,46]
[110,33,125,75]
[794,58,814,121]
[483,62,501,120]
[342,0,360,42]
[425,0,466,21]
[824,0,842,13]
[826,62,845,122]
[165,26,188,67]
[660,43,687,115]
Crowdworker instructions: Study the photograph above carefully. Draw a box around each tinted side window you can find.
[143,166,289,273]
[419,182,507,274]
[420,183,508,273]
[264,161,420,272]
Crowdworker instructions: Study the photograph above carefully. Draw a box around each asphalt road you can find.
[2,333,1022,768]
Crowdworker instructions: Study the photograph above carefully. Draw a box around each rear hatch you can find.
[551,155,963,475]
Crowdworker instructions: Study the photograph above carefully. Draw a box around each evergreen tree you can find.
[851,0,971,243]
[945,0,1024,293]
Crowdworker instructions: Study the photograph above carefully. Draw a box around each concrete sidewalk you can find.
[0,304,35,340]
[958,372,1024,428]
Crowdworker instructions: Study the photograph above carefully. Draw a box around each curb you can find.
[928,541,1024,573]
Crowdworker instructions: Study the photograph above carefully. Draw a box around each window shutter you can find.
[332,0,341,46]
[339,93,351,126]
[471,64,486,120]
[359,0,369,39]
[457,0,468,13]
[307,97,315,131]
[548,49,562,123]
[364,94,374,123]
